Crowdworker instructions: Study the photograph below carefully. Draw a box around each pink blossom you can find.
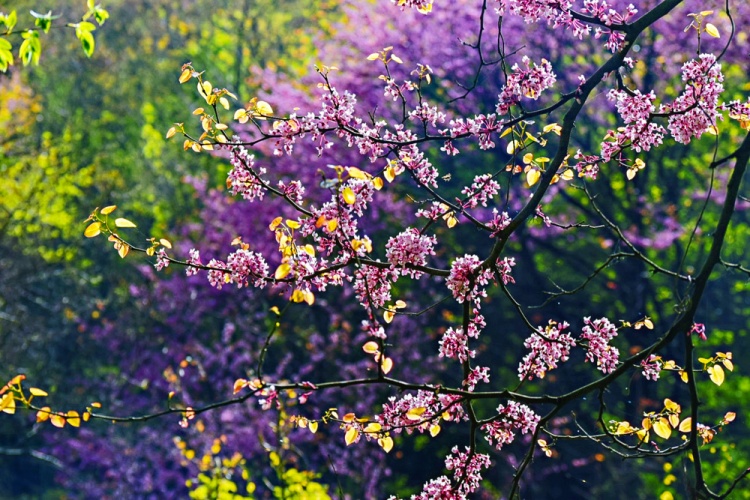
[496,56,556,115]
[482,401,540,450]
[580,316,619,373]
[640,354,662,381]
[385,228,437,278]
[518,321,576,380]
[460,174,500,209]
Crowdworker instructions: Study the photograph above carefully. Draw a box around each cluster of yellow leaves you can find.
[267,217,316,305]
[366,46,404,65]
[1,374,100,429]
[170,65,239,152]
[697,352,733,386]
[610,398,735,445]
[502,123,570,187]
[383,299,407,324]
[362,340,394,374]
[685,10,721,38]
[626,158,646,180]
[340,411,395,453]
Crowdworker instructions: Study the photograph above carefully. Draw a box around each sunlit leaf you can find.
[67,410,81,428]
[379,436,394,452]
[679,417,692,432]
[708,365,725,386]
[526,168,541,186]
[383,310,395,323]
[363,341,379,354]
[653,418,672,439]
[704,23,720,38]
[406,407,426,421]
[233,379,248,394]
[723,412,736,423]
[100,205,117,215]
[309,421,319,433]
[342,187,357,205]
[381,357,393,374]
[364,422,382,433]
[117,243,129,258]
[179,68,192,84]
[664,399,680,413]
[36,406,51,423]
[0,393,15,414]
[429,424,441,437]
[723,359,733,371]
[344,427,358,446]
[84,222,101,238]
[29,387,48,397]
[114,218,136,228]
[274,263,291,280]
[50,414,66,428]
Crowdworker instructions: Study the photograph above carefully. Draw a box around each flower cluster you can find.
[227,147,267,201]
[496,56,556,115]
[444,447,492,497]
[154,248,170,271]
[518,321,576,380]
[663,54,724,144]
[385,227,437,278]
[580,316,619,373]
[377,391,465,435]
[439,326,474,362]
[460,174,500,209]
[601,89,665,162]
[446,255,494,304]
[463,366,490,391]
[640,354,662,381]
[499,0,573,26]
[689,322,707,341]
[482,401,540,450]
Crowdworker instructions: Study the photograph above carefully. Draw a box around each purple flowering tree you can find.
[6,0,750,498]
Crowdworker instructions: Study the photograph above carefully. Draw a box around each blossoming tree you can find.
[5,0,750,497]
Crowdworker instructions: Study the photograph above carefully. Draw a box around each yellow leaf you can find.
[363,341,379,354]
[83,412,90,422]
[704,23,720,38]
[342,412,356,423]
[429,424,441,437]
[275,263,291,280]
[560,169,574,181]
[84,222,101,238]
[0,393,15,414]
[723,412,736,423]
[345,427,359,446]
[233,379,248,394]
[255,100,273,117]
[326,219,338,232]
[381,357,393,374]
[291,289,306,303]
[626,168,637,180]
[373,177,384,190]
[114,218,136,228]
[219,97,230,110]
[526,169,541,186]
[179,68,192,84]
[309,421,319,433]
[303,244,315,256]
[50,414,66,428]
[215,123,228,131]
[118,243,129,259]
[303,290,315,305]
[366,52,381,61]
[193,107,205,116]
[269,216,283,231]
[653,418,672,439]
[67,410,81,428]
[36,406,51,423]
[642,417,652,430]
[506,139,522,155]
[644,318,654,329]
[29,387,48,397]
[723,359,733,371]
[379,436,394,453]
[406,407,426,421]
[679,417,692,432]
[395,300,406,309]
[664,399,680,413]
[285,219,301,229]
[364,422,382,433]
[159,239,172,249]
[383,310,395,323]
[669,413,680,428]
[166,127,176,139]
[347,166,368,180]
[100,205,117,215]
[342,187,356,205]
[635,428,649,443]
[708,365,725,386]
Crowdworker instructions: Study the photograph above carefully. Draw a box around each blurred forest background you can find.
[2,0,750,498]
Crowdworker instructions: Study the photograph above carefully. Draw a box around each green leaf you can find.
[3,10,17,33]
[78,31,95,58]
